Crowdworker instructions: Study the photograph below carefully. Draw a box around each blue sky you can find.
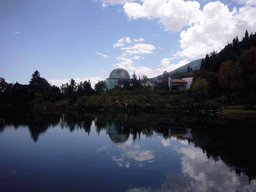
[1,0,256,88]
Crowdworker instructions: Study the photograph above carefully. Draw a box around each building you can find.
[182,77,193,89]
[141,80,155,89]
[106,68,194,91]
[106,68,131,91]
[106,124,130,143]
[169,79,188,90]
[156,77,194,90]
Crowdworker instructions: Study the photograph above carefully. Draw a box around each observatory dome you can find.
[109,68,130,79]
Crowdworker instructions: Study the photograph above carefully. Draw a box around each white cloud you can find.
[111,36,188,79]
[14,31,20,35]
[96,52,109,58]
[107,0,256,59]
[125,37,132,44]
[123,0,201,32]
[113,37,132,48]
[126,150,155,162]
[112,38,155,73]
[159,58,188,73]
[175,1,256,59]
[95,0,135,6]
[121,43,156,55]
[113,56,135,70]
[162,138,171,146]
[98,1,256,60]
[113,57,188,79]
[178,139,189,145]
[134,38,145,42]
[237,0,256,5]
[113,149,155,167]
[176,146,256,192]
[133,56,143,60]
[161,58,171,68]
[113,42,125,48]
[117,38,124,43]
[134,65,155,77]
[136,59,188,78]
[127,144,256,191]
[48,76,104,89]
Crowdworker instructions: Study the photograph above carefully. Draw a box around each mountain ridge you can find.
[150,58,202,81]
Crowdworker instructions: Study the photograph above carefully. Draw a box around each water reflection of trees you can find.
[1,111,198,142]
[191,118,256,183]
[1,110,255,181]
[0,109,61,142]
[60,112,95,135]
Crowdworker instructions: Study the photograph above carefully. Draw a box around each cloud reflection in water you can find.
[112,135,155,168]
[126,136,256,192]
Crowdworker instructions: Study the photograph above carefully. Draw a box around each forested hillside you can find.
[195,31,256,104]
[169,59,202,75]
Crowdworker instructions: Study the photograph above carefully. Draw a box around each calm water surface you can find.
[1,111,256,191]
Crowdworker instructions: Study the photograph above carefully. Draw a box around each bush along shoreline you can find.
[26,87,221,115]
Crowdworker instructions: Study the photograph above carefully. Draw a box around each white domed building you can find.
[106,68,131,90]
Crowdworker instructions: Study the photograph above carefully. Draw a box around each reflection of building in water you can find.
[181,129,192,140]
[155,127,189,139]
[106,124,130,143]
[142,129,154,137]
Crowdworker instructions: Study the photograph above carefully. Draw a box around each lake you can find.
[1,110,256,192]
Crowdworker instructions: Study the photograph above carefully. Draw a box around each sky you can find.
[1,0,256,88]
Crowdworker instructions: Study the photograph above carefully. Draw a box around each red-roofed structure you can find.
[169,79,187,90]
[155,77,193,90]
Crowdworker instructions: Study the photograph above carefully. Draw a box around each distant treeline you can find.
[196,30,256,104]
[1,69,192,110]
[0,70,107,108]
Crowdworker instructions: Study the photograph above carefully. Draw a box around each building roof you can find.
[156,79,187,84]
[109,68,130,79]
[170,79,187,84]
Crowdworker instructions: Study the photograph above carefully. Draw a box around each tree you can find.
[70,79,76,91]
[29,70,40,86]
[163,71,169,79]
[66,79,76,98]
[219,60,234,91]
[142,75,148,81]
[29,70,51,100]
[131,71,141,88]
[0,77,7,92]
[230,61,245,92]
[95,80,106,94]
[132,71,137,80]
[83,80,94,95]
[61,79,76,98]
[29,70,50,90]
[77,82,84,96]
[49,86,61,101]
[193,69,221,97]
[191,78,209,102]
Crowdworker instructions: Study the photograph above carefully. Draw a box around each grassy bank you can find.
[216,109,256,119]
